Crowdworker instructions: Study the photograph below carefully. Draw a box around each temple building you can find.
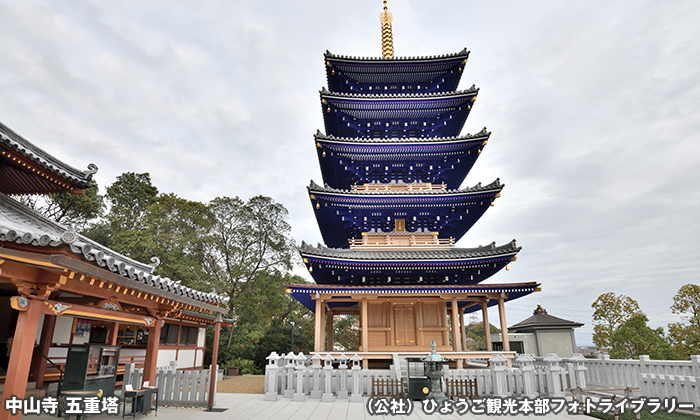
[492,304,584,358]
[288,1,539,368]
[0,121,228,418]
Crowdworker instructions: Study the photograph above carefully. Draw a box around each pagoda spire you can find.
[380,0,394,58]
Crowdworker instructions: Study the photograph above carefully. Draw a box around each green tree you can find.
[463,322,501,350]
[205,195,296,345]
[609,314,672,359]
[333,315,359,351]
[591,292,643,351]
[104,172,158,232]
[84,174,213,290]
[667,284,700,358]
[141,193,214,285]
[18,186,104,230]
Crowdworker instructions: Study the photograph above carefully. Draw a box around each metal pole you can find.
[290,321,295,353]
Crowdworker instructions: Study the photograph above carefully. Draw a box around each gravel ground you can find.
[216,375,265,394]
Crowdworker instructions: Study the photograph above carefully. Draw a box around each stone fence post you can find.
[599,354,610,385]
[691,355,700,378]
[310,354,322,399]
[337,354,349,399]
[544,353,564,397]
[294,353,307,402]
[570,353,587,389]
[322,354,335,402]
[350,354,363,402]
[264,352,280,401]
[490,354,509,398]
[284,352,295,398]
[516,354,537,398]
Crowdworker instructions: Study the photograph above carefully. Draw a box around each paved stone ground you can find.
[20,393,585,420]
[216,375,265,394]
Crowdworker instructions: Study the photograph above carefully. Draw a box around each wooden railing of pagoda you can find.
[349,233,454,249]
[351,182,446,192]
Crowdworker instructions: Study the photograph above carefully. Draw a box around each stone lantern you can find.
[422,340,451,404]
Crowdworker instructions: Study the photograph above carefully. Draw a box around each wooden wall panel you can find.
[368,302,389,327]
[421,302,445,327]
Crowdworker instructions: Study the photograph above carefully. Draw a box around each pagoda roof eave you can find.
[287,281,539,313]
[320,85,478,99]
[307,178,503,196]
[324,48,470,63]
[298,239,520,262]
[314,128,490,144]
[0,121,97,191]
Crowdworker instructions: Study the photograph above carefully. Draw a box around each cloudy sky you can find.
[2,0,699,347]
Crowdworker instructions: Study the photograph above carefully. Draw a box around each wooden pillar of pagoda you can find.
[326,310,334,351]
[108,322,120,346]
[33,314,56,389]
[450,298,462,352]
[497,295,510,351]
[314,297,325,352]
[207,313,222,410]
[460,307,467,351]
[1,297,42,420]
[360,298,369,369]
[481,300,492,351]
[143,319,163,386]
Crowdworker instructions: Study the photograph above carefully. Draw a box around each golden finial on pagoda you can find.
[380,0,394,58]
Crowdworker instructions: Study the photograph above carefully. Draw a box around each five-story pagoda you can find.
[288,1,538,368]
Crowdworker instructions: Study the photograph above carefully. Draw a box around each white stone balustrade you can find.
[262,351,700,407]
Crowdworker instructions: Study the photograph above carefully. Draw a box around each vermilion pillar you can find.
[142,319,162,385]
[208,313,222,410]
[108,322,120,346]
[33,314,56,389]
[1,297,42,420]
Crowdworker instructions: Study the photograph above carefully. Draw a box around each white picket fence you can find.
[123,362,218,407]
[263,352,587,402]
[583,355,700,388]
[577,354,700,410]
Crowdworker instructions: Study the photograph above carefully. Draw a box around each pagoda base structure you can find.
[288,282,539,368]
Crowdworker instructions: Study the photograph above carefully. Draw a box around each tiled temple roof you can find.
[320,85,478,98]
[0,192,229,306]
[299,239,520,261]
[509,305,584,330]
[313,128,490,144]
[324,48,470,62]
[0,121,97,192]
[307,178,502,196]
[287,280,539,313]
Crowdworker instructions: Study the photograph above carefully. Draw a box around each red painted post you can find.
[33,314,56,389]
[143,319,162,385]
[1,297,42,420]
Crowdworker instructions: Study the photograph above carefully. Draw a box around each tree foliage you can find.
[17,186,104,230]
[32,171,312,370]
[591,292,643,350]
[609,314,672,359]
[667,284,700,358]
[205,195,296,345]
[104,172,158,231]
[333,315,359,351]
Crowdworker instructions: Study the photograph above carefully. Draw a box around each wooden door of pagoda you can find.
[394,304,416,346]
